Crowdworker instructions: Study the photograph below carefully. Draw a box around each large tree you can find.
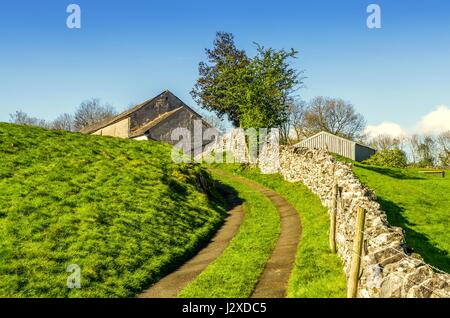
[191,32,302,136]
[302,96,366,140]
[191,32,249,127]
[239,44,301,131]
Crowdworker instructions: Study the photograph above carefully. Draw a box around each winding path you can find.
[211,169,302,298]
[140,168,301,298]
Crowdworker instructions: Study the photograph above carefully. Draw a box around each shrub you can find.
[363,148,407,168]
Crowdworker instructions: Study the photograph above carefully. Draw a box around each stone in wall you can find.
[257,144,450,298]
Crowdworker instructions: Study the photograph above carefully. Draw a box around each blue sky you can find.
[0,0,449,135]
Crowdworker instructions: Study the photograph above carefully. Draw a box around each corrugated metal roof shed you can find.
[294,131,376,162]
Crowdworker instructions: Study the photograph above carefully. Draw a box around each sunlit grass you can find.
[209,164,347,298]
[179,169,280,298]
[0,123,226,297]
[351,164,450,272]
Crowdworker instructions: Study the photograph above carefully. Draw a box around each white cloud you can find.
[365,105,450,139]
[364,122,407,139]
[417,105,450,134]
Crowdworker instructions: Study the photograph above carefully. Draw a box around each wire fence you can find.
[339,220,448,298]
[346,237,448,298]
[330,181,449,298]
[344,243,447,298]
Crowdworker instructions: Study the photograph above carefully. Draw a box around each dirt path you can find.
[211,169,302,298]
[140,169,301,298]
[139,185,244,298]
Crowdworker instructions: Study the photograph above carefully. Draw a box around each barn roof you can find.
[80,90,205,135]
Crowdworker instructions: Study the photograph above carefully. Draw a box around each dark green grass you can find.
[0,123,227,297]
[351,164,450,272]
[178,169,280,298]
[210,164,347,298]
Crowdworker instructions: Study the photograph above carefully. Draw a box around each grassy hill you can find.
[351,164,450,272]
[0,123,226,297]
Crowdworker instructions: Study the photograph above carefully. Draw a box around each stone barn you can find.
[81,90,217,152]
[294,131,376,162]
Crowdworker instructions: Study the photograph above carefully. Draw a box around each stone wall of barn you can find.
[129,91,185,131]
[150,108,216,156]
[92,117,130,138]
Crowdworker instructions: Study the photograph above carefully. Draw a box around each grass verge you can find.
[213,164,347,298]
[178,169,280,298]
[0,123,226,297]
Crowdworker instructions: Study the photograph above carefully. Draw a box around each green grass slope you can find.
[0,123,226,297]
[351,164,450,272]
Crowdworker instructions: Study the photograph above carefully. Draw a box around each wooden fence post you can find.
[347,207,366,298]
[329,182,338,253]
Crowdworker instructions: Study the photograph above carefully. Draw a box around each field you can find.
[351,163,450,272]
[3,122,446,298]
[211,164,347,298]
[0,123,227,297]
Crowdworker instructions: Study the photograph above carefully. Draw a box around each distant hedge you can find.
[363,148,407,168]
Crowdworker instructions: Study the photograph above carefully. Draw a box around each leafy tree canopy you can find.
[191,32,303,131]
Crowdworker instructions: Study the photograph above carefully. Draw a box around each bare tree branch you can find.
[74,98,116,131]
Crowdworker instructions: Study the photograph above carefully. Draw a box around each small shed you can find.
[294,131,376,162]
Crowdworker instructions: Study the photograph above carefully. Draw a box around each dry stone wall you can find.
[258,145,450,298]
